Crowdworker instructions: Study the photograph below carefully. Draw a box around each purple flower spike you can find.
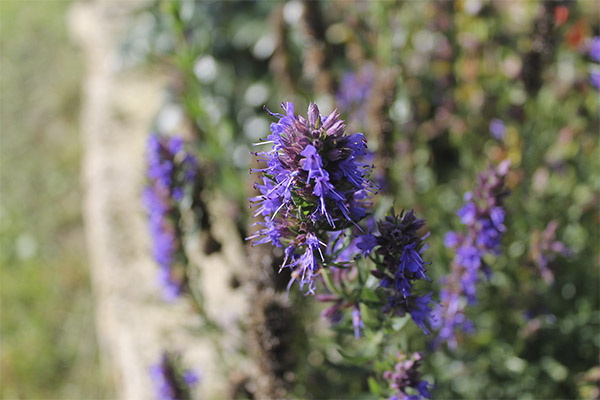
[365,210,435,334]
[144,134,200,300]
[336,65,375,123]
[530,220,571,285]
[434,161,510,348]
[249,102,375,294]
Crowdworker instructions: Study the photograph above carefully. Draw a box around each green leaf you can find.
[391,315,410,332]
[367,377,381,396]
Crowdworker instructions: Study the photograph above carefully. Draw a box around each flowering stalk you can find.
[336,65,375,123]
[383,351,431,400]
[150,352,199,400]
[144,134,200,300]
[357,210,434,335]
[529,220,570,285]
[433,160,510,348]
[248,102,375,294]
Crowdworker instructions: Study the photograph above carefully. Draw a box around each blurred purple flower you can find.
[443,231,459,248]
[489,118,506,140]
[383,351,431,399]
[144,134,199,300]
[336,65,375,122]
[590,71,600,89]
[434,160,510,348]
[352,304,364,338]
[590,36,600,62]
[183,370,200,386]
[530,220,571,285]
[150,353,199,400]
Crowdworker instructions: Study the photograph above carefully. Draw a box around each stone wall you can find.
[69,2,250,398]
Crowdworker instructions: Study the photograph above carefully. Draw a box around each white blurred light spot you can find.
[392,28,407,49]
[253,35,276,60]
[16,233,37,260]
[244,116,269,140]
[391,98,411,124]
[156,104,184,133]
[244,83,270,106]
[413,30,435,54]
[557,55,576,84]
[180,0,195,23]
[203,97,224,125]
[505,357,526,373]
[315,94,333,115]
[194,56,217,83]
[233,145,251,168]
[464,0,483,15]
[283,1,303,25]
[502,55,522,79]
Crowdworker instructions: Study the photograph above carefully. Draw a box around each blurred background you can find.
[0,1,113,398]
[1,0,598,399]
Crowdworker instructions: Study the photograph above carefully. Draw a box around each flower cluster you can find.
[249,102,375,294]
[358,210,434,334]
[433,160,510,348]
[384,351,431,400]
[336,65,375,122]
[144,134,199,300]
[530,220,570,285]
[150,352,199,400]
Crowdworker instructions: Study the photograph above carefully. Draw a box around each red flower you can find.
[554,6,569,27]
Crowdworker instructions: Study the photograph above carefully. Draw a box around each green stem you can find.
[320,267,342,297]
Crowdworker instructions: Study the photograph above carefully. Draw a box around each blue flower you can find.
[489,118,506,140]
[352,304,364,338]
[400,243,429,280]
[477,219,503,252]
[457,201,477,225]
[455,245,481,270]
[590,36,600,62]
[443,231,459,248]
[357,233,377,255]
[409,293,434,335]
[249,102,374,294]
[490,206,505,228]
